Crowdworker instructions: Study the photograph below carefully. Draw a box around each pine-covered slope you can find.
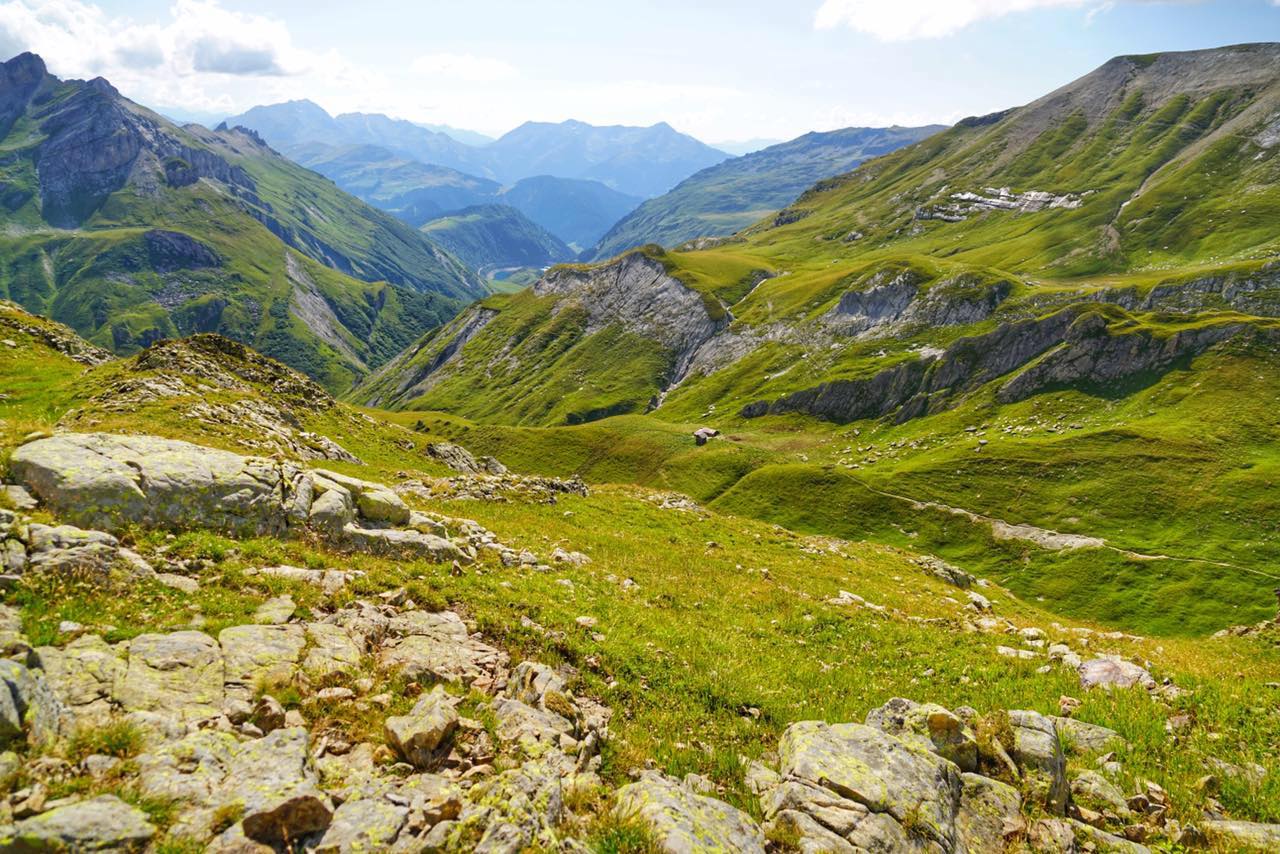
[0,53,483,392]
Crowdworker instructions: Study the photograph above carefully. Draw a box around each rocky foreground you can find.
[0,432,1277,852]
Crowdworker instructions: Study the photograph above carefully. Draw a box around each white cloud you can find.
[410,52,517,82]
[0,0,315,79]
[814,0,1150,40]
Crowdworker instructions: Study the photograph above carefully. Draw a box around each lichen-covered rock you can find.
[0,794,155,851]
[1071,769,1131,817]
[303,623,363,676]
[378,614,506,687]
[136,729,238,808]
[313,798,408,853]
[776,720,963,850]
[491,696,576,755]
[342,524,468,563]
[615,772,765,854]
[117,631,223,720]
[25,523,124,576]
[10,433,301,536]
[455,759,566,852]
[760,778,910,853]
[253,595,296,625]
[1071,819,1152,852]
[1050,715,1124,754]
[1007,710,1069,815]
[385,685,458,769]
[308,485,355,536]
[227,727,333,843]
[36,634,123,725]
[0,658,66,747]
[219,624,305,701]
[1078,658,1156,691]
[1200,819,1280,852]
[957,772,1024,851]
[865,697,978,772]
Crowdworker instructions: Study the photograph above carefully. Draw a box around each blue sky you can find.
[2,0,1279,142]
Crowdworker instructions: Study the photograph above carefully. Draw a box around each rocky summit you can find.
[1,24,1280,854]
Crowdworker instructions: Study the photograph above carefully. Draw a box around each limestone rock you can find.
[342,525,467,563]
[35,634,123,725]
[615,772,765,854]
[458,759,566,852]
[957,772,1024,851]
[116,631,223,720]
[10,433,300,536]
[1007,710,1069,815]
[1200,819,1280,852]
[776,719,962,850]
[308,486,355,536]
[492,697,575,754]
[136,729,239,809]
[219,624,305,701]
[313,798,408,853]
[865,697,978,772]
[385,686,458,769]
[227,727,333,843]
[1078,658,1156,691]
[0,794,155,851]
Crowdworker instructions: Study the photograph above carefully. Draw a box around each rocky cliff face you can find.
[742,309,1260,425]
[534,252,726,383]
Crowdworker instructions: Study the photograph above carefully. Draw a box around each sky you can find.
[1,0,1279,144]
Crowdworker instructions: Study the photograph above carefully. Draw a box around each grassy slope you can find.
[421,205,575,271]
[590,125,944,260]
[3,324,1280,837]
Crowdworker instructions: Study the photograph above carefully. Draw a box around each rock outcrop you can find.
[9,433,472,563]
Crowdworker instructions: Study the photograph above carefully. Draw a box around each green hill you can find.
[352,44,1280,635]
[0,53,482,393]
[420,204,575,272]
[590,125,945,260]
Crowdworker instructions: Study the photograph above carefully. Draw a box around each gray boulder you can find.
[0,794,155,851]
[35,634,123,725]
[865,697,978,772]
[25,523,123,576]
[1006,710,1069,815]
[384,685,458,769]
[313,798,408,853]
[615,772,765,853]
[117,631,223,721]
[229,727,333,843]
[1078,658,1156,691]
[1200,820,1280,852]
[776,719,962,850]
[10,432,303,536]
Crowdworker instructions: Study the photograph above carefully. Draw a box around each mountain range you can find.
[0,53,480,392]
[224,101,730,199]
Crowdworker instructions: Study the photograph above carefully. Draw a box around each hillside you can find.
[1,301,1278,853]
[288,142,502,225]
[0,53,482,393]
[351,44,1280,640]
[420,205,575,272]
[591,125,945,260]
